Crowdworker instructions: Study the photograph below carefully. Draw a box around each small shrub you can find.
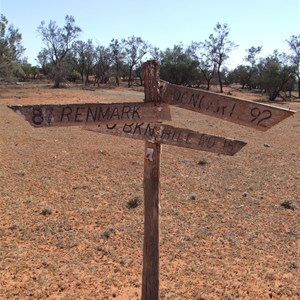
[127,196,142,209]
[289,261,298,270]
[187,193,198,201]
[280,200,296,210]
[287,228,299,238]
[198,159,208,166]
[41,208,52,216]
[9,224,18,230]
[102,227,116,239]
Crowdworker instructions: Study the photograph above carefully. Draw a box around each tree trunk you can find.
[298,77,300,98]
[85,73,89,86]
[201,70,211,91]
[269,89,280,101]
[52,64,62,88]
[128,66,133,87]
[207,79,211,90]
[218,66,223,93]
[53,77,60,88]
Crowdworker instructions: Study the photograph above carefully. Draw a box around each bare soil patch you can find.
[0,83,299,299]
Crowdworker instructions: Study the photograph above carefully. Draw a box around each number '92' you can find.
[250,107,272,126]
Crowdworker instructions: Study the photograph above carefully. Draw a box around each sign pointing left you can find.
[8,102,171,127]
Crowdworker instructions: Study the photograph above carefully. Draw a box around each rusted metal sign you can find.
[84,123,246,156]
[160,81,295,131]
[8,102,171,127]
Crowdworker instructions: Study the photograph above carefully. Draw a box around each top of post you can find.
[143,60,161,103]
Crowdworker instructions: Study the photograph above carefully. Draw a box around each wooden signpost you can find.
[141,62,161,300]
[8,60,296,300]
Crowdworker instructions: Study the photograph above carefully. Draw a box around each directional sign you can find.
[160,81,296,131]
[84,123,246,156]
[8,102,171,127]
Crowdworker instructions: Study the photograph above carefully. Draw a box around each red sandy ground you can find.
[0,83,299,299]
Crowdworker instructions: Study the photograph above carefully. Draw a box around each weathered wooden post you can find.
[142,60,161,300]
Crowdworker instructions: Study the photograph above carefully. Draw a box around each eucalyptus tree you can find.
[160,43,200,86]
[189,41,216,90]
[73,39,95,84]
[37,15,81,87]
[122,36,149,87]
[230,65,250,88]
[243,46,262,89]
[286,34,300,97]
[109,39,125,85]
[150,46,162,62]
[36,48,50,75]
[94,45,112,85]
[0,14,25,80]
[19,62,31,80]
[260,51,295,100]
[31,66,40,79]
[202,23,237,93]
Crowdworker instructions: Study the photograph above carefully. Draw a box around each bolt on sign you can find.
[7,60,296,300]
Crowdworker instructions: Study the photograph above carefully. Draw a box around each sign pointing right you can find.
[85,123,246,156]
[160,81,296,131]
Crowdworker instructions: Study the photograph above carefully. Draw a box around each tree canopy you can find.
[37,15,81,87]
[286,35,300,97]
[160,43,200,86]
[0,14,25,80]
[1,14,299,101]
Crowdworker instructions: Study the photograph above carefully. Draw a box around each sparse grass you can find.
[102,227,116,239]
[280,200,297,210]
[187,193,198,201]
[198,159,208,166]
[289,261,298,270]
[126,196,142,209]
[287,227,299,239]
[41,208,53,215]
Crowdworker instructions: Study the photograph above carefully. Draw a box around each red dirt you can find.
[0,83,299,299]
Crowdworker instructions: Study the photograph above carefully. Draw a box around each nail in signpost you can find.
[8,60,296,300]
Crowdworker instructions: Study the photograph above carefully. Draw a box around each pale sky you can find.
[1,0,300,69]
